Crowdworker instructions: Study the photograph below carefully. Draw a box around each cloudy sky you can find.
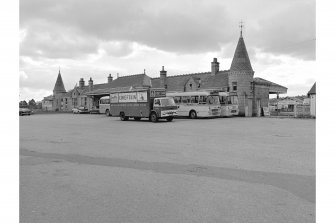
[19,0,315,101]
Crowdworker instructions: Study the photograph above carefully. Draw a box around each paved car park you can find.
[20,114,315,223]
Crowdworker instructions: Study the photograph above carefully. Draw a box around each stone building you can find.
[45,30,287,116]
[44,71,152,112]
[151,31,287,116]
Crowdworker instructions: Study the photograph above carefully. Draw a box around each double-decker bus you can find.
[218,92,239,117]
[166,91,221,119]
[99,96,110,116]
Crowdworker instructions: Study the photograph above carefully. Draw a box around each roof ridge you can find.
[118,73,145,78]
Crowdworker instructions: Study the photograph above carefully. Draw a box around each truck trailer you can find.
[108,88,178,122]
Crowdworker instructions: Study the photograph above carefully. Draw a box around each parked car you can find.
[72,107,89,114]
[19,107,31,116]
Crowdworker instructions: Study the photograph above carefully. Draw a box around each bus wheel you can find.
[166,117,173,122]
[134,117,141,121]
[120,112,127,121]
[189,110,197,119]
[150,112,158,123]
[105,109,110,116]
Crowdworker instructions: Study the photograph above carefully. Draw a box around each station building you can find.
[44,30,287,116]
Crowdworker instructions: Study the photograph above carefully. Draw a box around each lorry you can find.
[108,88,178,122]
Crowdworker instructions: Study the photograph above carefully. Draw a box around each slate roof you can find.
[200,71,229,90]
[254,77,287,94]
[151,71,230,92]
[53,71,66,94]
[230,35,253,71]
[43,95,53,101]
[108,74,152,88]
[308,82,316,95]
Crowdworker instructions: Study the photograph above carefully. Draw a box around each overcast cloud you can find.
[19,0,315,100]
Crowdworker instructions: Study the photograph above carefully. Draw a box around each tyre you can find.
[105,109,110,117]
[189,110,197,119]
[166,117,173,122]
[150,112,158,123]
[120,112,128,121]
[134,117,141,121]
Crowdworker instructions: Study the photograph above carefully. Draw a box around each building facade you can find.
[44,31,287,116]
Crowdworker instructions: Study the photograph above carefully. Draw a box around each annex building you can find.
[43,30,287,116]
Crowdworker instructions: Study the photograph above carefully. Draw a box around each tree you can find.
[28,99,37,109]
[19,100,28,108]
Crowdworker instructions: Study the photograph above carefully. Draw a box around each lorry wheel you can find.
[189,110,197,119]
[150,112,158,122]
[166,117,173,122]
[120,112,127,121]
[105,109,110,117]
[134,117,141,121]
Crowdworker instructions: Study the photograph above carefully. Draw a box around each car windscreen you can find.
[160,98,176,107]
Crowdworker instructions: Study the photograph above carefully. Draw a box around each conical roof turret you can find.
[53,69,66,94]
[230,33,253,72]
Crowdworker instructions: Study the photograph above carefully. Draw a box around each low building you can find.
[308,82,316,117]
[42,95,53,111]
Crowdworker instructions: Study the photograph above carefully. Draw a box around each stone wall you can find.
[253,85,269,116]
[228,71,254,116]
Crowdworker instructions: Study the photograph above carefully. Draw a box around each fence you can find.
[294,104,311,118]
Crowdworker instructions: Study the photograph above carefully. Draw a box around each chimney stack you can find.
[88,77,93,91]
[108,74,113,84]
[79,78,85,89]
[211,58,220,75]
[160,66,167,89]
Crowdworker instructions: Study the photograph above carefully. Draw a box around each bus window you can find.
[199,96,207,104]
[220,96,227,105]
[227,96,232,105]
[190,96,199,104]
[181,96,190,103]
[174,96,181,104]
[207,96,220,105]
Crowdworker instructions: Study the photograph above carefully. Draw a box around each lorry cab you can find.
[151,97,178,122]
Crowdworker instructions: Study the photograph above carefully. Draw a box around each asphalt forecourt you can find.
[20,114,315,223]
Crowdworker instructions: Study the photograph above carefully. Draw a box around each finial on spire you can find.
[58,66,60,74]
[144,69,146,74]
[239,21,244,37]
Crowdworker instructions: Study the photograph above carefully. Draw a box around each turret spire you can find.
[230,25,253,71]
[53,69,66,95]
[239,21,244,37]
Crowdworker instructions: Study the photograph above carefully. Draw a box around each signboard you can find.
[150,89,166,98]
[262,107,270,116]
[110,91,148,103]
[119,92,137,103]
[110,93,119,103]
[137,91,147,102]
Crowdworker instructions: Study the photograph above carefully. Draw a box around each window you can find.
[232,82,237,91]
[165,84,167,89]
[84,97,87,106]
[199,96,207,104]
[181,96,190,103]
[190,96,199,104]
[189,83,192,89]
[174,97,181,104]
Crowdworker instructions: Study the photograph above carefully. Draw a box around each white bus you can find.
[166,91,221,118]
[219,92,239,117]
[99,96,110,116]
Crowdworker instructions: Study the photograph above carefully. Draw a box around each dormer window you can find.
[189,83,192,88]
[232,82,237,91]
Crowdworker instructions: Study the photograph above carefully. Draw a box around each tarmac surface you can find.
[20,114,315,223]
